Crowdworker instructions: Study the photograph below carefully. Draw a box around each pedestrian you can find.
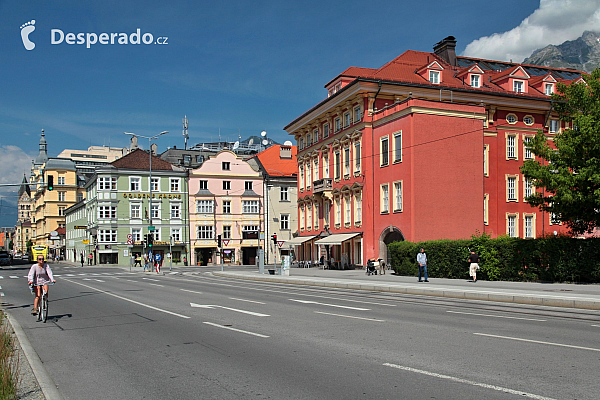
[417,248,429,282]
[87,253,93,265]
[468,250,480,282]
[378,258,386,275]
[143,253,149,272]
[80,252,84,268]
[135,253,142,267]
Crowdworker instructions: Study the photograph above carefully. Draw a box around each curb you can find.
[6,312,64,400]
[212,271,600,310]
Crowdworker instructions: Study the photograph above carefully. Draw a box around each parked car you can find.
[0,253,11,266]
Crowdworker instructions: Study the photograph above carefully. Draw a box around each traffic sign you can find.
[222,239,230,246]
[148,226,156,231]
[74,226,87,229]
[277,240,285,248]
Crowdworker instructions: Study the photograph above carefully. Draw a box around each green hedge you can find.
[388,234,600,283]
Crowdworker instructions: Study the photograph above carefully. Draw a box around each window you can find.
[300,206,305,230]
[524,178,533,199]
[470,74,480,88]
[171,203,181,219]
[314,203,319,229]
[131,228,141,242]
[506,114,517,124]
[58,206,65,216]
[130,177,140,191]
[429,70,440,84]
[222,226,231,239]
[98,177,117,190]
[523,116,534,126]
[222,162,230,171]
[507,135,516,159]
[484,144,490,177]
[196,200,214,214]
[394,181,403,212]
[150,177,159,192]
[484,194,489,225]
[524,137,533,159]
[183,154,191,165]
[223,181,231,190]
[306,163,311,189]
[344,147,350,176]
[150,229,161,242]
[306,132,312,147]
[280,187,289,201]
[196,225,214,240]
[313,128,319,143]
[335,151,341,180]
[77,193,83,202]
[324,200,330,227]
[222,200,231,214]
[551,210,561,225]
[199,180,208,190]
[280,214,289,230]
[58,191,66,201]
[344,112,351,128]
[313,158,319,182]
[393,132,402,162]
[171,228,181,242]
[354,106,362,123]
[380,137,389,166]
[299,138,304,150]
[242,200,259,214]
[381,184,389,213]
[99,229,117,242]
[323,123,330,138]
[307,204,312,228]
[151,203,159,219]
[335,117,341,132]
[131,203,141,219]
[513,80,524,93]
[549,120,559,133]
[354,142,361,172]
[323,155,329,178]
[245,181,253,191]
[170,178,180,192]
[299,166,304,190]
[507,176,518,201]
[524,215,534,238]
[355,194,362,223]
[335,197,341,226]
[242,225,259,239]
[545,83,554,95]
[57,176,65,185]
[344,196,351,225]
[196,155,204,164]
[507,215,517,237]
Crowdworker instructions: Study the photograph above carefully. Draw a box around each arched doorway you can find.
[378,226,404,267]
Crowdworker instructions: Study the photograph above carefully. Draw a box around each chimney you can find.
[433,36,457,66]
[280,145,292,159]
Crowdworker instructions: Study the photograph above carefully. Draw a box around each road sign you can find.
[277,240,285,248]
[82,240,90,244]
[126,234,133,245]
[148,226,156,231]
[222,239,230,246]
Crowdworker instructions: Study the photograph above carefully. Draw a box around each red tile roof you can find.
[251,145,298,177]
[111,148,178,171]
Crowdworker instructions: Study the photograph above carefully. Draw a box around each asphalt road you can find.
[2,262,600,399]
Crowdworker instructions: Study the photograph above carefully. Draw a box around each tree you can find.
[521,69,600,235]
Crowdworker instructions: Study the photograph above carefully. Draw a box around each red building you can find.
[285,36,578,266]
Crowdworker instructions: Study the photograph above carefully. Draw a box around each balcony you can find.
[313,178,333,194]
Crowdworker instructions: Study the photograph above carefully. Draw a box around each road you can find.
[2,261,599,399]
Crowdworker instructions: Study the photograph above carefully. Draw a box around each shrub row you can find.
[388,234,600,283]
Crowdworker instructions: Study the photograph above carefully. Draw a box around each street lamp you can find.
[124,131,168,258]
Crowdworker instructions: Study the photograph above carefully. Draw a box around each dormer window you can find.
[513,80,525,93]
[544,83,554,95]
[429,71,440,84]
[470,74,480,88]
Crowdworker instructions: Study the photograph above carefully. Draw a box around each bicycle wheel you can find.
[42,296,48,323]
[37,301,42,322]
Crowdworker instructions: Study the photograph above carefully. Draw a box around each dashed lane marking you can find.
[473,333,600,352]
[446,310,546,322]
[314,311,384,322]
[202,321,269,338]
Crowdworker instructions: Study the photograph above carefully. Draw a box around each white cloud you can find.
[462,0,600,62]
[0,145,35,210]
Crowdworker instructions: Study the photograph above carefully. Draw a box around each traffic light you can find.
[216,234,222,247]
[146,234,153,248]
[272,233,277,245]
[47,175,54,191]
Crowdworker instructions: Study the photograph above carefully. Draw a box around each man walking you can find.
[468,250,480,282]
[80,252,84,268]
[417,248,429,282]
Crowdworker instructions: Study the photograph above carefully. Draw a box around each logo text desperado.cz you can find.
[51,28,167,48]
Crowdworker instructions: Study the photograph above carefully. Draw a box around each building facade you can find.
[188,150,263,266]
[285,36,573,266]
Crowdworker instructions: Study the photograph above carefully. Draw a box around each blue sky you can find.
[1,0,597,226]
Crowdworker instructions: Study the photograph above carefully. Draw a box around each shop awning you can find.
[284,235,317,246]
[314,233,362,246]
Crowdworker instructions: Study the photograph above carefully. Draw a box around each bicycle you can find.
[32,282,54,323]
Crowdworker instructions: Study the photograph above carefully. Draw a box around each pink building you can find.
[188,150,264,266]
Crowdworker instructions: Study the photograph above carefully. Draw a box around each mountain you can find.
[523,31,600,73]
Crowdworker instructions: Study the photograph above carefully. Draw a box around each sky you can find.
[1,0,599,227]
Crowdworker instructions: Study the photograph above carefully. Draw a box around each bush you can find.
[0,312,19,400]
[389,233,600,283]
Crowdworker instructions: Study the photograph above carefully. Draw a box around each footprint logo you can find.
[20,20,36,51]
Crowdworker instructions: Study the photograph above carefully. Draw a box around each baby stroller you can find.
[366,259,377,275]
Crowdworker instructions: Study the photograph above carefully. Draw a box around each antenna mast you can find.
[182,115,189,150]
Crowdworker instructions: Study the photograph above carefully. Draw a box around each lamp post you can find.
[124,131,168,259]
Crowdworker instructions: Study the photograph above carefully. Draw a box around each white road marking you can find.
[289,299,369,311]
[314,311,384,322]
[592,324,600,327]
[64,278,190,319]
[147,283,164,287]
[229,297,265,305]
[446,310,546,321]
[0,293,4,297]
[473,333,600,352]
[0,276,3,279]
[9,276,18,279]
[66,274,76,277]
[202,322,269,338]
[190,303,270,317]
[180,289,203,294]
[383,363,555,400]
[142,278,160,282]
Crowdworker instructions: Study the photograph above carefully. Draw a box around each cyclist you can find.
[28,255,56,315]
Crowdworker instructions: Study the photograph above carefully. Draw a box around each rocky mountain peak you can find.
[523,31,600,73]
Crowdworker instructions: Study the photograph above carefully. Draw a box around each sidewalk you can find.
[212,267,600,311]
